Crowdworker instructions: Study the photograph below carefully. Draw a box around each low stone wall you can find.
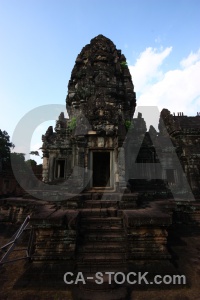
[32,210,79,262]
[173,201,200,225]
[0,198,79,264]
[122,201,172,262]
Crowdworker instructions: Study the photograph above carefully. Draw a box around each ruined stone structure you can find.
[0,162,42,197]
[126,109,200,198]
[1,35,200,300]
[158,109,200,197]
[37,35,175,299]
[41,36,200,200]
[42,34,136,193]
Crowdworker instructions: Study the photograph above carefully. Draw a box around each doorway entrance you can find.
[55,160,65,179]
[93,152,110,187]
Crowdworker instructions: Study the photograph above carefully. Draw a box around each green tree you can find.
[29,151,40,156]
[26,159,37,167]
[10,152,26,174]
[10,152,25,164]
[0,130,15,170]
[120,61,128,68]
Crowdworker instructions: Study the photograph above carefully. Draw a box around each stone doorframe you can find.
[89,149,114,189]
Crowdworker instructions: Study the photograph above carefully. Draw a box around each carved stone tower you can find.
[66,34,136,126]
[42,34,136,192]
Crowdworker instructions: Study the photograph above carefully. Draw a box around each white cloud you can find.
[129,46,172,92]
[129,47,200,129]
[180,49,200,68]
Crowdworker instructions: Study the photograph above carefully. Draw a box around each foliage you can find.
[10,153,26,170]
[125,120,133,130]
[0,129,40,174]
[26,159,37,167]
[120,61,128,68]
[29,150,40,156]
[8,152,26,174]
[0,130,14,160]
[10,152,25,163]
[68,117,77,131]
[0,130,15,169]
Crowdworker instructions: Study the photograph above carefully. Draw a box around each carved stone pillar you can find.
[118,146,126,192]
[42,156,49,183]
[48,155,55,182]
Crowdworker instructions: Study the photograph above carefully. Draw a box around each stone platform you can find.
[0,192,184,300]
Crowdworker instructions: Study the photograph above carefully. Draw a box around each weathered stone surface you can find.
[2,35,200,300]
[159,109,200,197]
[66,34,136,130]
[41,35,137,191]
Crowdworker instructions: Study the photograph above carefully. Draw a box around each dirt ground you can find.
[0,224,200,300]
[131,225,200,300]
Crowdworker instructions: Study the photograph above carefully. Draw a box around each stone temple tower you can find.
[66,34,136,126]
[0,36,176,300]
[42,34,136,192]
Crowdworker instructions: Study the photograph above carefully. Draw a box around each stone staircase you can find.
[74,196,128,300]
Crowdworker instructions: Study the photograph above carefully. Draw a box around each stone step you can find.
[82,193,120,201]
[74,272,127,290]
[80,224,123,230]
[33,254,74,261]
[79,233,126,242]
[78,253,125,263]
[128,252,171,259]
[80,216,123,225]
[76,264,127,273]
[119,202,137,209]
[73,285,127,300]
[79,273,116,289]
[78,249,125,255]
[79,227,124,234]
[83,200,118,208]
[80,208,118,218]
[78,242,126,253]
[76,262,127,273]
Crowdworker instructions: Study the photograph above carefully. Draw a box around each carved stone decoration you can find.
[41,35,137,190]
[66,34,136,133]
[3,35,200,300]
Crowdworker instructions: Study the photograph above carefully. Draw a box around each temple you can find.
[41,35,200,198]
[42,34,136,192]
[1,35,200,300]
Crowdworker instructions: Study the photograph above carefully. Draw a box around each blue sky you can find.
[0,0,200,163]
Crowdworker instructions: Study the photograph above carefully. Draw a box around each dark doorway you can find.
[56,160,65,178]
[166,169,175,184]
[93,152,110,187]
